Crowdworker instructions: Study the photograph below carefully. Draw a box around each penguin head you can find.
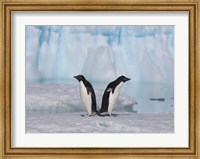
[74,75,85,82]
[118,75,131,83]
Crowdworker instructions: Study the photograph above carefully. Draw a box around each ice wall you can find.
[26,26,174,83]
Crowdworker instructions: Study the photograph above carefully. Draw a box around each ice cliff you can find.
[26,26,174,83]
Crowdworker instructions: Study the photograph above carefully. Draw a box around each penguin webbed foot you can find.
[80,112,118,117]
[81,114,91,117]
[96,111,105,117]
[97,113,105,117]
[91,112,97,116]
[111,113,119,117]
[81,112,98,117]
[96,113,118,117]
[107,113,119,117]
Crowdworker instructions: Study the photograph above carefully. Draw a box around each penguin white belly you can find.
[108,82,123,115]
[80,81,92,115]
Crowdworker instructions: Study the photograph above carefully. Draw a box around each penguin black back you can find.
[74,75,97,113]
[83,79,97,113]
[100,76,131,113]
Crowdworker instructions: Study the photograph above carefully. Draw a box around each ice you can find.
[26,84,173,133]
[82,46,117,81]
[26,84,137,112]
[25,26,174,83]
[26,82,173,114]
[25,26,42,82]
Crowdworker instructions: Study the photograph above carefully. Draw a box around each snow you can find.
[26,84,174,133]
[26,112,173,133]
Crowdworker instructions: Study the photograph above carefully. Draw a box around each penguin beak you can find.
[124,77,131,82]
[74,76,78,80]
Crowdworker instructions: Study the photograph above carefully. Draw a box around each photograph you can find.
[25,25,174,133]
[1,0,199,157]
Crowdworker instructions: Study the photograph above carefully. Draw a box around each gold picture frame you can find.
[0,0,199,158]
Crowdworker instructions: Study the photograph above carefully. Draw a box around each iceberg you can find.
[82,46,117,81]
[25,25,174,84]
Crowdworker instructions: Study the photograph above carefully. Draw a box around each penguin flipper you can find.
[86,87,91,95]
[107,87,116,94]
[86,87,95,99]
[85,86,97,113]
[106,88,112,92]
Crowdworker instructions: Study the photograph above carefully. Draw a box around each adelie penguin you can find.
[74,75,98,117]
[99,75,131,116]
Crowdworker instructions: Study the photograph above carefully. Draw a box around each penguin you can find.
[99,75,131,116]
[74,75,98,116]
